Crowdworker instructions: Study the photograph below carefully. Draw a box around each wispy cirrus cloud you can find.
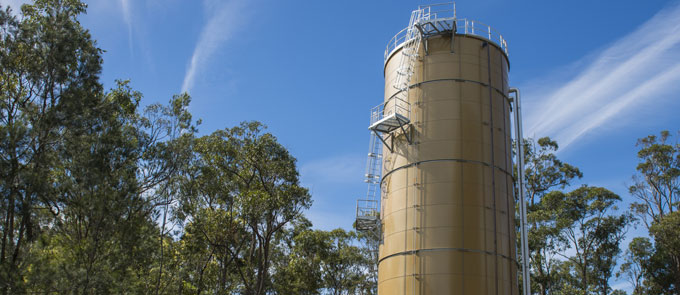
[181,0,248,94]
[524,2,680,150]
[119,0,133,54]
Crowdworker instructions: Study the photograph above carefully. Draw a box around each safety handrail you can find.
[457,18,509,55]
[384,17,509,63]
[357,199,379,217]
[369,96,411,126]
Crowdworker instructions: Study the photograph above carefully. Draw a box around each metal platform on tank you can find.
[368,113,410,134]
[415,17,456,38]
[384,3,509,64]
[355,215,380,232]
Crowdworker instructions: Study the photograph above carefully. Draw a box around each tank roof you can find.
[384,4,509,64]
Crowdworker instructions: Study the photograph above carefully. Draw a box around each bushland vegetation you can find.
[1,1,678,294]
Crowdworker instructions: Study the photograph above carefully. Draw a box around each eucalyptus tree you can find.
[543,186,630,295]
[1,1,200,292]
[272,225,374,295]
[0,1,103,292]
[177,122,312,294]
[519,137,582,295]
[617,237,652,295]
[648,211,680,294]
[629,131,680,228]
[271,218,324,295]
[320,229,369,295]
[627,131,680,293]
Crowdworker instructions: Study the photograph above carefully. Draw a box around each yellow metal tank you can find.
[378,31,517,294]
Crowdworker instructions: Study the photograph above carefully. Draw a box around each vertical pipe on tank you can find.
[511,88,531,295]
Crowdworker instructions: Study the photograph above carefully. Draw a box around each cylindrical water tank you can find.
[378,32,517,295]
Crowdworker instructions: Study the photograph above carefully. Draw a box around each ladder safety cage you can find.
[356,199,380,230]
[356,123,383,233]
[357,4,432,237]
[370,5,425,152]
[364,123,383,184]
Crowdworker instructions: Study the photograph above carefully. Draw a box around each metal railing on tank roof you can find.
[457,18,509,55]
[384,18,509,63]
[419,2,457,20]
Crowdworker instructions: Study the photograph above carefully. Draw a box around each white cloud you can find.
[524,2,680,150]
[181,0,248,94]
[119,0,133,53]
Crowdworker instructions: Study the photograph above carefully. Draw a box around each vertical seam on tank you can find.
[487,42,500,295]
[413,50,420,295]
[404,161,408,293]
[500,47,513,292]
[413,165,417,295]
[412,45,422,295]
[479,46,489,295]
[416,165,426,294]
[418,58,424,295]
[458,38,465,295]
[413,164,416,295]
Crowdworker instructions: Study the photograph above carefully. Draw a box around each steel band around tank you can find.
[386,78,511,104]
[378,247,518,266]
[380,158,513,186]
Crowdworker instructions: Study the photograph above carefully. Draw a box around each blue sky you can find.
[3,0,680,291]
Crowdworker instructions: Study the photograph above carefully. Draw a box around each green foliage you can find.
[621,237,651,293]
[6,1,680,295]
[0,0,104,292]
[629,130,680,227]
[647,211,680,294]
[175,122,313,294]
[519,138,631,295]
[272,224,374,295]
[520,137,582,295]
[271,219,324,294]
[625,131,680,294]
[523,137,583,206]
[1,2,373,293]
[547,186,631,295]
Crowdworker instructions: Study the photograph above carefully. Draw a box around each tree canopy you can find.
[2,1,679,295]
